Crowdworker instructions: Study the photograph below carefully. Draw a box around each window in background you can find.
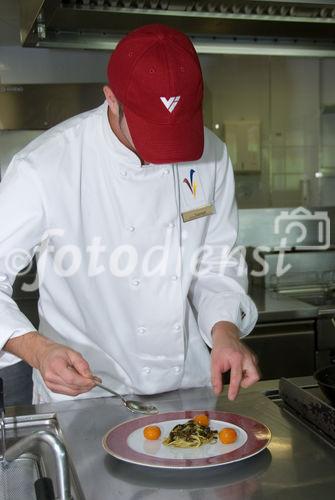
[200,55,335,209]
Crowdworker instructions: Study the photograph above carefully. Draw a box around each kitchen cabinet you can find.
[243,319,316,380]
[247,284,320,380]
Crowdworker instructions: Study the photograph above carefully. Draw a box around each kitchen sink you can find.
[1,413,84,500]
[0,457,40,500]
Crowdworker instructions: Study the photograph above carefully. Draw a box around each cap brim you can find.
[124,106,204,164]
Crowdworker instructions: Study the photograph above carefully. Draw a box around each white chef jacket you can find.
[0,101,257,403]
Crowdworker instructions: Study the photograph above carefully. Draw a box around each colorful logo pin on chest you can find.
[183,169,197,198]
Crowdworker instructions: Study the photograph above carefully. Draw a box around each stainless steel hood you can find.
[19,1,335,56]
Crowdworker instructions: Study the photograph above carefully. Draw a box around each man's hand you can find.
[35,341,99,396]
[4,332,99,397]
[211,321,260,400]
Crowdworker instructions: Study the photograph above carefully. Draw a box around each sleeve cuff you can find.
[197,293,258,348]
[0,306,36,354]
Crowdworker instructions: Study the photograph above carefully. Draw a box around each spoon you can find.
[95,381,159,415]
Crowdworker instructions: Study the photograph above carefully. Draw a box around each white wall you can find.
[270,58,319,207]
[201,54,335,208]
[320,59,335,206]
[321,59,335,105]
[201,55,271,208]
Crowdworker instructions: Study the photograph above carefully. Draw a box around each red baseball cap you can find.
[107,24,204,164]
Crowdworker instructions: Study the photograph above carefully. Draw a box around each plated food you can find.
[219,427,238,444]
[103,410,271,469]
[143,425,161,440]
[162,418,218,448]
[142,414,238,449]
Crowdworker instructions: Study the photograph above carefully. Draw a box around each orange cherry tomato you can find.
[193,414,209,427]
[219,427,238,444]
[143,426,161,440]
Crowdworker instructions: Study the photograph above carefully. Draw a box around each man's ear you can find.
[103,86,119,117]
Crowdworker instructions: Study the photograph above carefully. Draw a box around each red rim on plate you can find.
[102,410,271,469]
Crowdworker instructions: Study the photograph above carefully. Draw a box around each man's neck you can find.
[107,107,147,165]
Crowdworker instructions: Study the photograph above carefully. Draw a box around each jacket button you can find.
[131,279,140,287]
[137,326,147,335]
[127,225,135,232]
[162,169,169,176]
[120,170,128,177]
[168,222,176,229]
[174,366,182,374]
[171,275,178,281]
[174,324,182,331]
[143,366,151,374]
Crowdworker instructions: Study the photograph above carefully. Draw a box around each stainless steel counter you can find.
[250,286,318,323]
[10,381,335,500]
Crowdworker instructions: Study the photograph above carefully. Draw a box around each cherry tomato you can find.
[219,427,238,444]
[143,426,161,440]
[193,414,209,427]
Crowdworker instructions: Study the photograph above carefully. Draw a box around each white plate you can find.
[102,410,271,469]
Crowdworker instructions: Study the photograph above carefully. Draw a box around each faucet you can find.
[4,430,72,500]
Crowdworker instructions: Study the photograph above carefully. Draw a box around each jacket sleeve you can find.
[188,139,258,347]
[0,156,46,365]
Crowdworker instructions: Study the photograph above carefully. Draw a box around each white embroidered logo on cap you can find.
[160,96,180,113]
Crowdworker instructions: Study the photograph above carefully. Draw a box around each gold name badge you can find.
[181,204,215,223]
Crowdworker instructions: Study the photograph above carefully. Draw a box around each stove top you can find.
[277,285,335,310]
[299,295,335,308]
[278,378,335,446]
[283,291,335,314]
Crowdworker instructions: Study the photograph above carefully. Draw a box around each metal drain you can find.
[0,458,40,500]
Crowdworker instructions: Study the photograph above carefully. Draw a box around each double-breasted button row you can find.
[120,168,171,177]
[142,366,182,375]
[125,219,177,231]
[137,323,182,335]
[130,274,179,288]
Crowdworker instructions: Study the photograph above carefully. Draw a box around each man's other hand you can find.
[210,321,260,400]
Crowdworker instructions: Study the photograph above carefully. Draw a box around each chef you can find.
[0,24,259,404]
